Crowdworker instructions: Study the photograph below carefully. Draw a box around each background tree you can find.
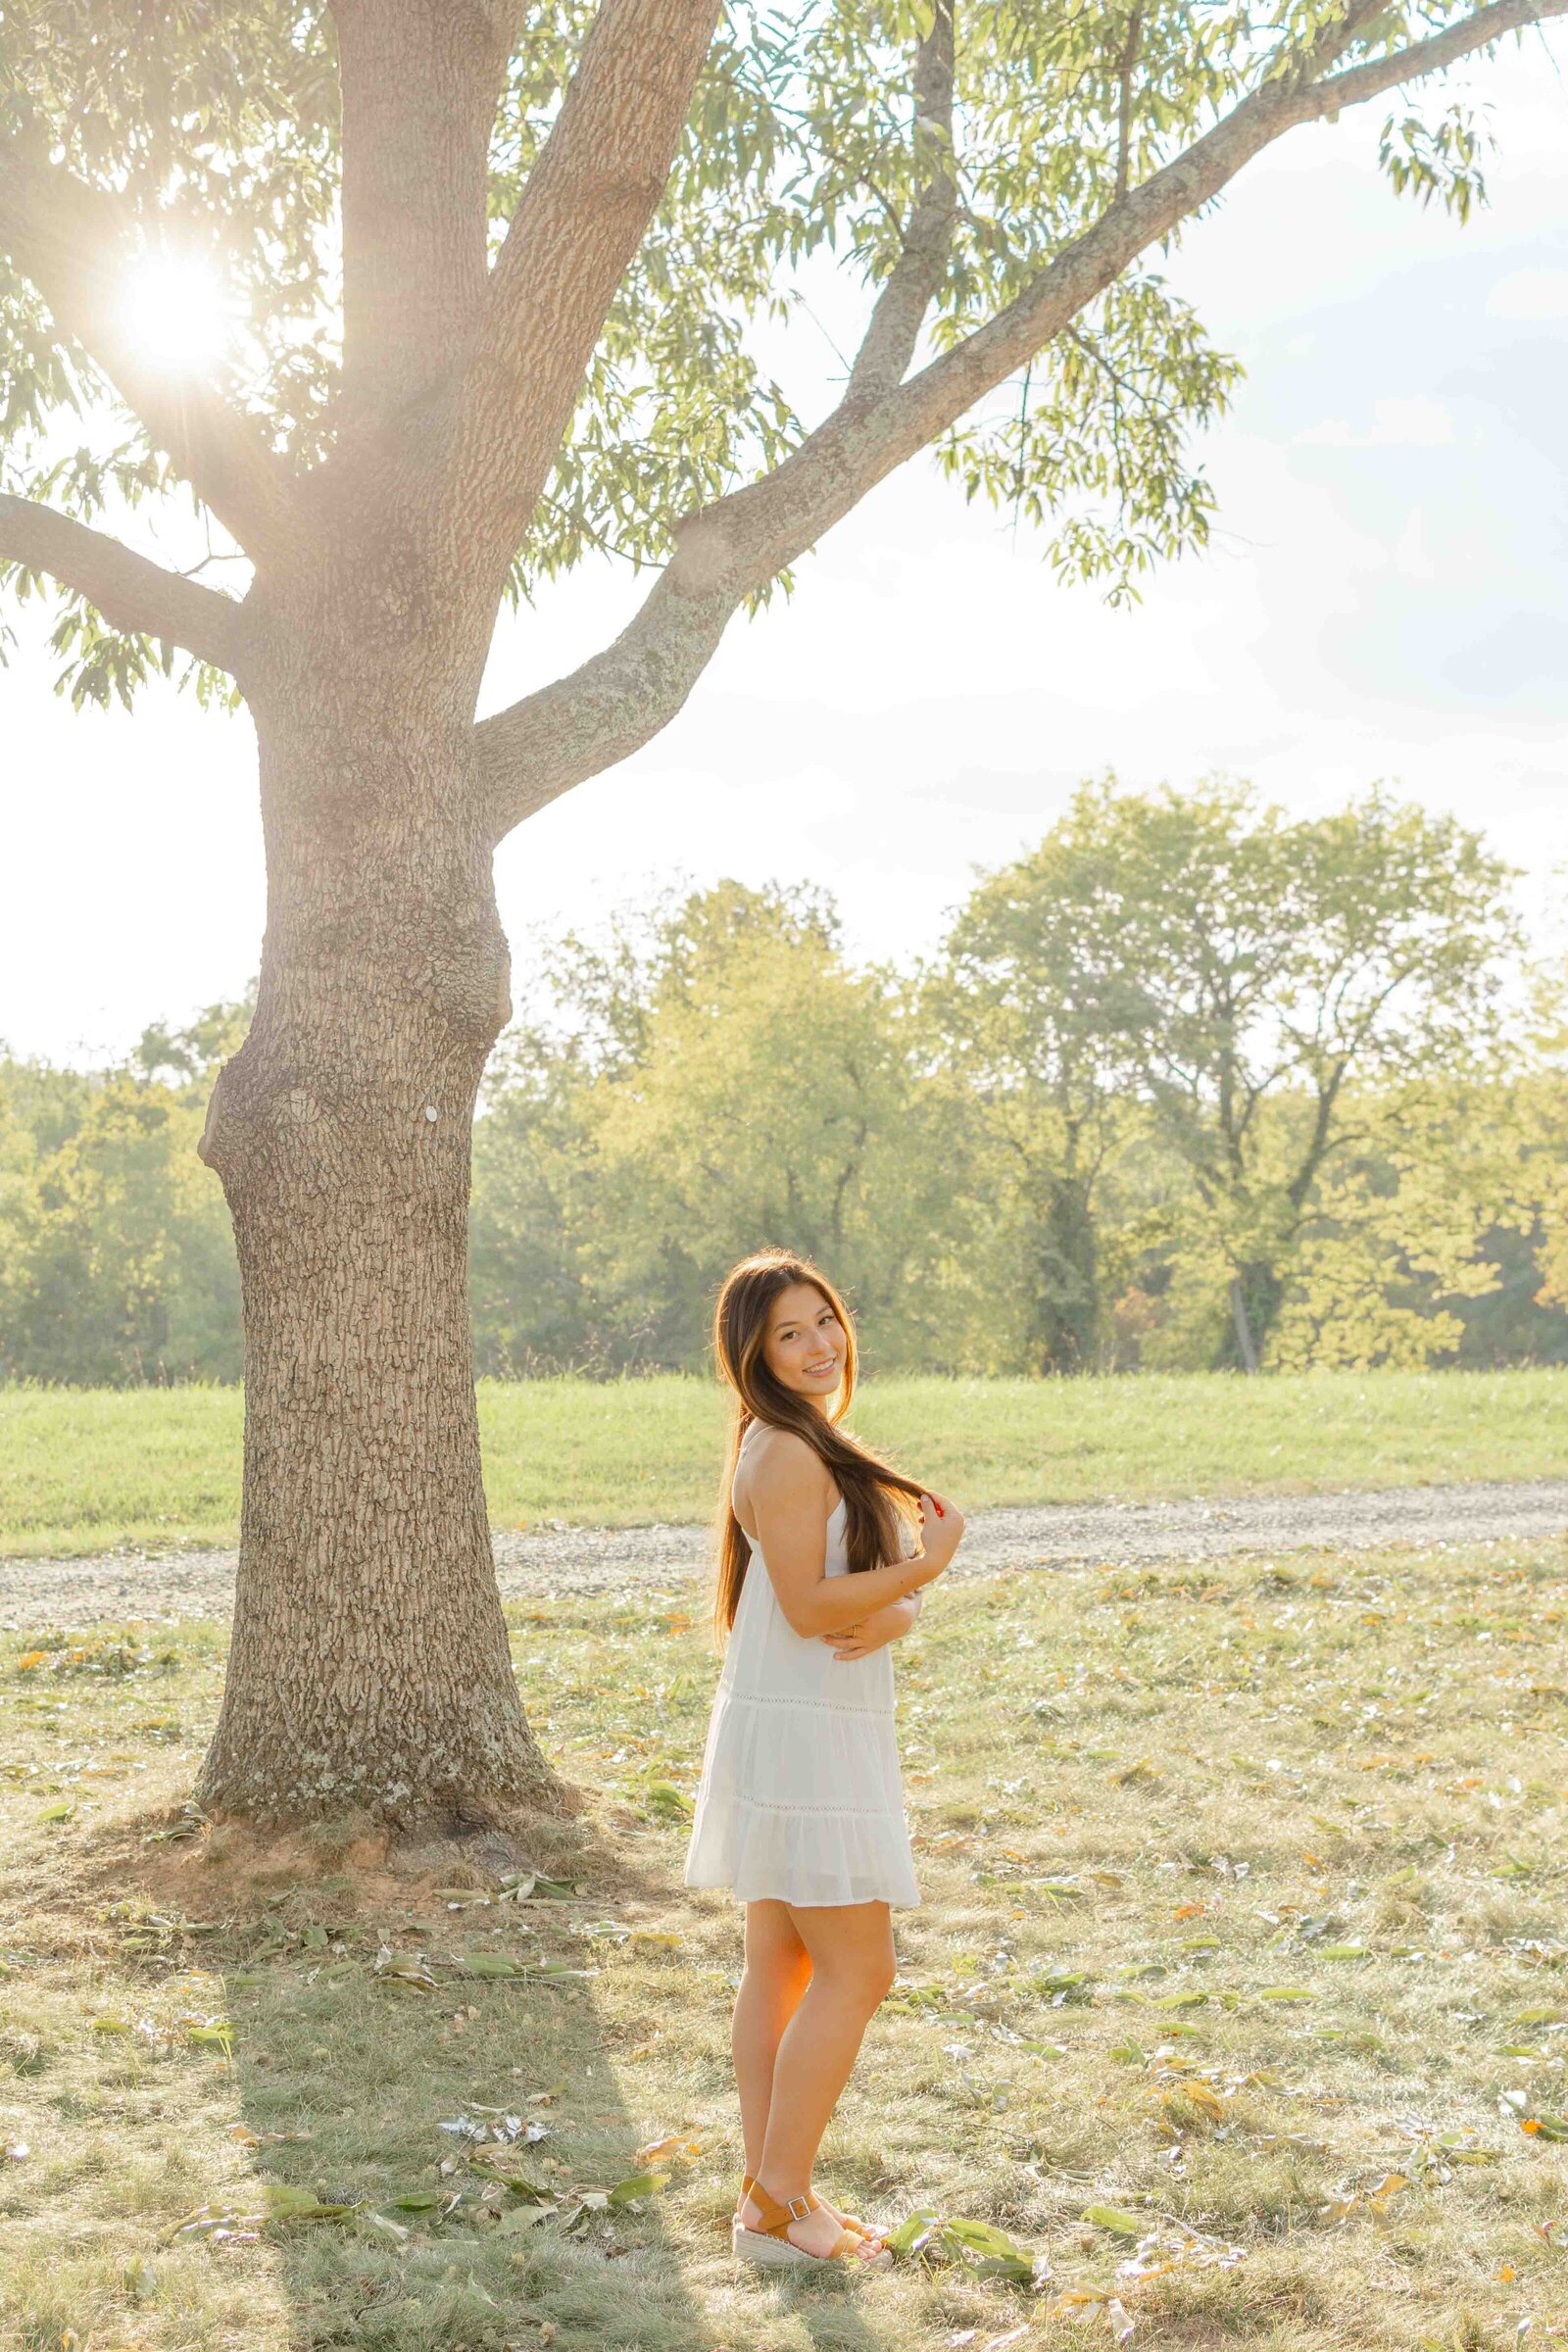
[0,1001,247,1384]
[0,0,1557,1827]
[1,821,1561,1386]
[1262,1078,1510,1370]
[1063,780,1516,1367]
[935,806,1149,1371]
[473,882,941,1367]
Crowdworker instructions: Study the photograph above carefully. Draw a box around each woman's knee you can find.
[813,1940,897,2011]
[743,1901,810,1986]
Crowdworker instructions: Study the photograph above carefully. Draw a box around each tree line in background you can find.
[5,777,1566,1388]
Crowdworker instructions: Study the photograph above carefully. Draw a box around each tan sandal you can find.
[732,2180,892,2269]
[736,2171,887,2247]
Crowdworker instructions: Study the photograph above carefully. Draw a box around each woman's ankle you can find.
[754,2177,811,2210]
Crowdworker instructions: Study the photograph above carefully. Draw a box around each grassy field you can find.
[3,1536,1566,2350]
[3,1365,1566,1556]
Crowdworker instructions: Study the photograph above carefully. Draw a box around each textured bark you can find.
[0,493,247,671]
[194,592,550,1826]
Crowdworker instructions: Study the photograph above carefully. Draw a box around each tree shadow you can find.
[213,1808,904,2352]
[211,1811,727,2351]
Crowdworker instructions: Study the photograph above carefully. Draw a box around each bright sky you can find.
[3,43,1566,1066]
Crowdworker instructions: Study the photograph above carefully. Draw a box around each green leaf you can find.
[607,2171,669,2205]
[1082,2204,1144,2237]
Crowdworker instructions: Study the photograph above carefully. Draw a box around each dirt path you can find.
[4,1478,1567,1629]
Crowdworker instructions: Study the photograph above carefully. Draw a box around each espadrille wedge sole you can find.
[730,2184,891,2269]
[734,2172,888,2247]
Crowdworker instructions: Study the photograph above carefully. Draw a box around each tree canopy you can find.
[2,0,1557,740]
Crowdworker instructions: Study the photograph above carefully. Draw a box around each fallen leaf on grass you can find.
[1318,2172,1413,2225]
[1115,2222,1247,2281]
[437,2112,548,2150]
[373,1947,436,1993]
[1521,2114,1568,2141]
[362,2210,410,2242]
[1053,2288,1135,2340]
[634,2133,701,2167]
[163,2183,355,2243]
[1082,2205,1144,2238]
[884,2208,1041,2283]
[607,2171,669,2205]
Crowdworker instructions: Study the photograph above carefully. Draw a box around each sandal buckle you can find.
[786,2193,812,2222]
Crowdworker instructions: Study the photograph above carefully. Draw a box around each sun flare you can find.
[122,256,235,372]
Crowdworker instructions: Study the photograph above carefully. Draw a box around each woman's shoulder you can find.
[742,1422,834,1504]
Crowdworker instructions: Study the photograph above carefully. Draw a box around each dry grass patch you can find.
[2,1539,1566,2349]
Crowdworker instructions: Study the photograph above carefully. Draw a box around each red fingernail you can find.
[936,1504,945,1516]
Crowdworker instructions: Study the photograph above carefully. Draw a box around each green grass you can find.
[3,1537,1566,2349]
[2,1365,1566,1557]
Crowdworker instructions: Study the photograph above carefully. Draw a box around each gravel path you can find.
[4,1478,1567,1628]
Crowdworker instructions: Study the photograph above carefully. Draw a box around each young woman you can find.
[684,1249,964,2270]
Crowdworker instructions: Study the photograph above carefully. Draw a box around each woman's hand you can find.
[822,1594,919,1660]
[913,1490,964,1581]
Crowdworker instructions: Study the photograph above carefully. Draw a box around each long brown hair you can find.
[710,1249,924,1640]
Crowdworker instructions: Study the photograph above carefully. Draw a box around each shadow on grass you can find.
[208,1812,905,2352]
[0,1596,907,2352]
[203,1812,711,2352]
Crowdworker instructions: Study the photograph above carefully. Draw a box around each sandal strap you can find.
[743,2182,815,2236]
[739,2173,880,2239]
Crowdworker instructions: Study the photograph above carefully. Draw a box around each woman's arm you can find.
[823,1589,922,1660]
[746,1434,959,1638]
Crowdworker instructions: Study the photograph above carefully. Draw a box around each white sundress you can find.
[683,1424,921,1910]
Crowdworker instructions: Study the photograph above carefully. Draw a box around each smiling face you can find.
[760,1281,847,1409]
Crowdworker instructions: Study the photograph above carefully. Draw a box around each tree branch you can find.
[329,0,517,434]
[442,0,720,593]
[0,493,249,673]
[0,134,306,564]
[475,0,1566,842]
[846,0,958,401]
[473,565,733,835]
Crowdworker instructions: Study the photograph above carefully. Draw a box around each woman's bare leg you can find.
[738,1899,897,2259]
[732,1900,811,2180]
[731,1902,882,2242]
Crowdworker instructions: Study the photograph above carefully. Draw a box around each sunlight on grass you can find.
[2,1537,1565,2348]
[3,1364,1566,1556]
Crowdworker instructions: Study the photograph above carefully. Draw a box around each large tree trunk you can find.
[195,620,553,1827]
